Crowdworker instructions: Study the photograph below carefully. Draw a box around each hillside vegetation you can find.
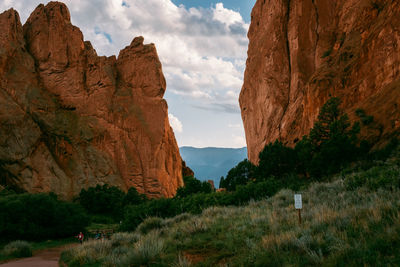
[60,145,400,266]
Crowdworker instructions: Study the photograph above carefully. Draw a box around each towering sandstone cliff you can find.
[240,0,400,163]
[0,2,183,199]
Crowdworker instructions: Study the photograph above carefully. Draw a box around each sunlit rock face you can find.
[0,2,183,199]
[240,0,400,164]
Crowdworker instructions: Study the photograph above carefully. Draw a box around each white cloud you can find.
[168,113,183,133]
[213,3,243,25]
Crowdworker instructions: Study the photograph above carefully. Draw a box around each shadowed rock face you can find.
[240,0,400,164]
[0,2,183,199]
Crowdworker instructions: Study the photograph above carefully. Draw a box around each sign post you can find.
[294,194,302,225]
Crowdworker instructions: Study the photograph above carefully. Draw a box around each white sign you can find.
[294,194,302,209]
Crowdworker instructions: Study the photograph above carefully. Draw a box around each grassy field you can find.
[60,148,400,266]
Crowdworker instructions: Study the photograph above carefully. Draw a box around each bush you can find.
[124,187,147,206]
[345,165,400,191]
[233,179,282,204]
[0,193,89,240]
[62,231,164,267]
[78,184,125,218]
[120,231,164,266]
[367,138,399,161]
[175,176,212,198]
[257,141,296,179]
[60,239,111,266]
[1,240,32,258]
[89,214,116,224]
[110,232,139,247]
[163,213,191,227]
[220,159,255,191]
[137,217,164,235]
[121,198,179,231]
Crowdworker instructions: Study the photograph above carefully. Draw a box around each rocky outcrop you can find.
[240,0,400,164]
[182,161,194,178]
[0,2,183,199]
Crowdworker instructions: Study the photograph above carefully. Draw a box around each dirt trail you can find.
[0,245,75,267]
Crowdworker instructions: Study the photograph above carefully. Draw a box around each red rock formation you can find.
[240,0,400,164]
[0,2,183,199]
[182,160,194,178]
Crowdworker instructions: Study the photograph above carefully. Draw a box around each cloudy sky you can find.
[0,0,256,148]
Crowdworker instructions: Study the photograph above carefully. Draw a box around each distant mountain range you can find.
[179,147,247,188]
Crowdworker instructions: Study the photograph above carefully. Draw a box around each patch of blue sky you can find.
[94,27,113,43]
[170,0,256,22]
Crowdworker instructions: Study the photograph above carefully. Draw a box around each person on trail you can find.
[95,231,101,240]
[76,232,84,244]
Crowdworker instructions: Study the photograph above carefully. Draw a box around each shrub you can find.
[88,214,116,224]
[1,240,32,258]
[78,184,125,218]
[102,246,130,267]
[137,217,164,235]
[345,165,400,191]
[120,231,164,266]
[121,198,179,231]
[233,179,281,204]
[257,141,296,179]
[163,213,191,227]
[175,176,212,198]
[0,193,89,240]
[110,232,140,247]
[220,159,255,191]
[60,240,111,266]
[124,187,147,206]
[367,138,399,161]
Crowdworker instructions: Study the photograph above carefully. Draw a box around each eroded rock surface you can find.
[240,0,400,163]
[0,2,183,199]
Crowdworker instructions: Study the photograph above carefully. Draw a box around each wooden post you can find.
[298,209,301,225]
